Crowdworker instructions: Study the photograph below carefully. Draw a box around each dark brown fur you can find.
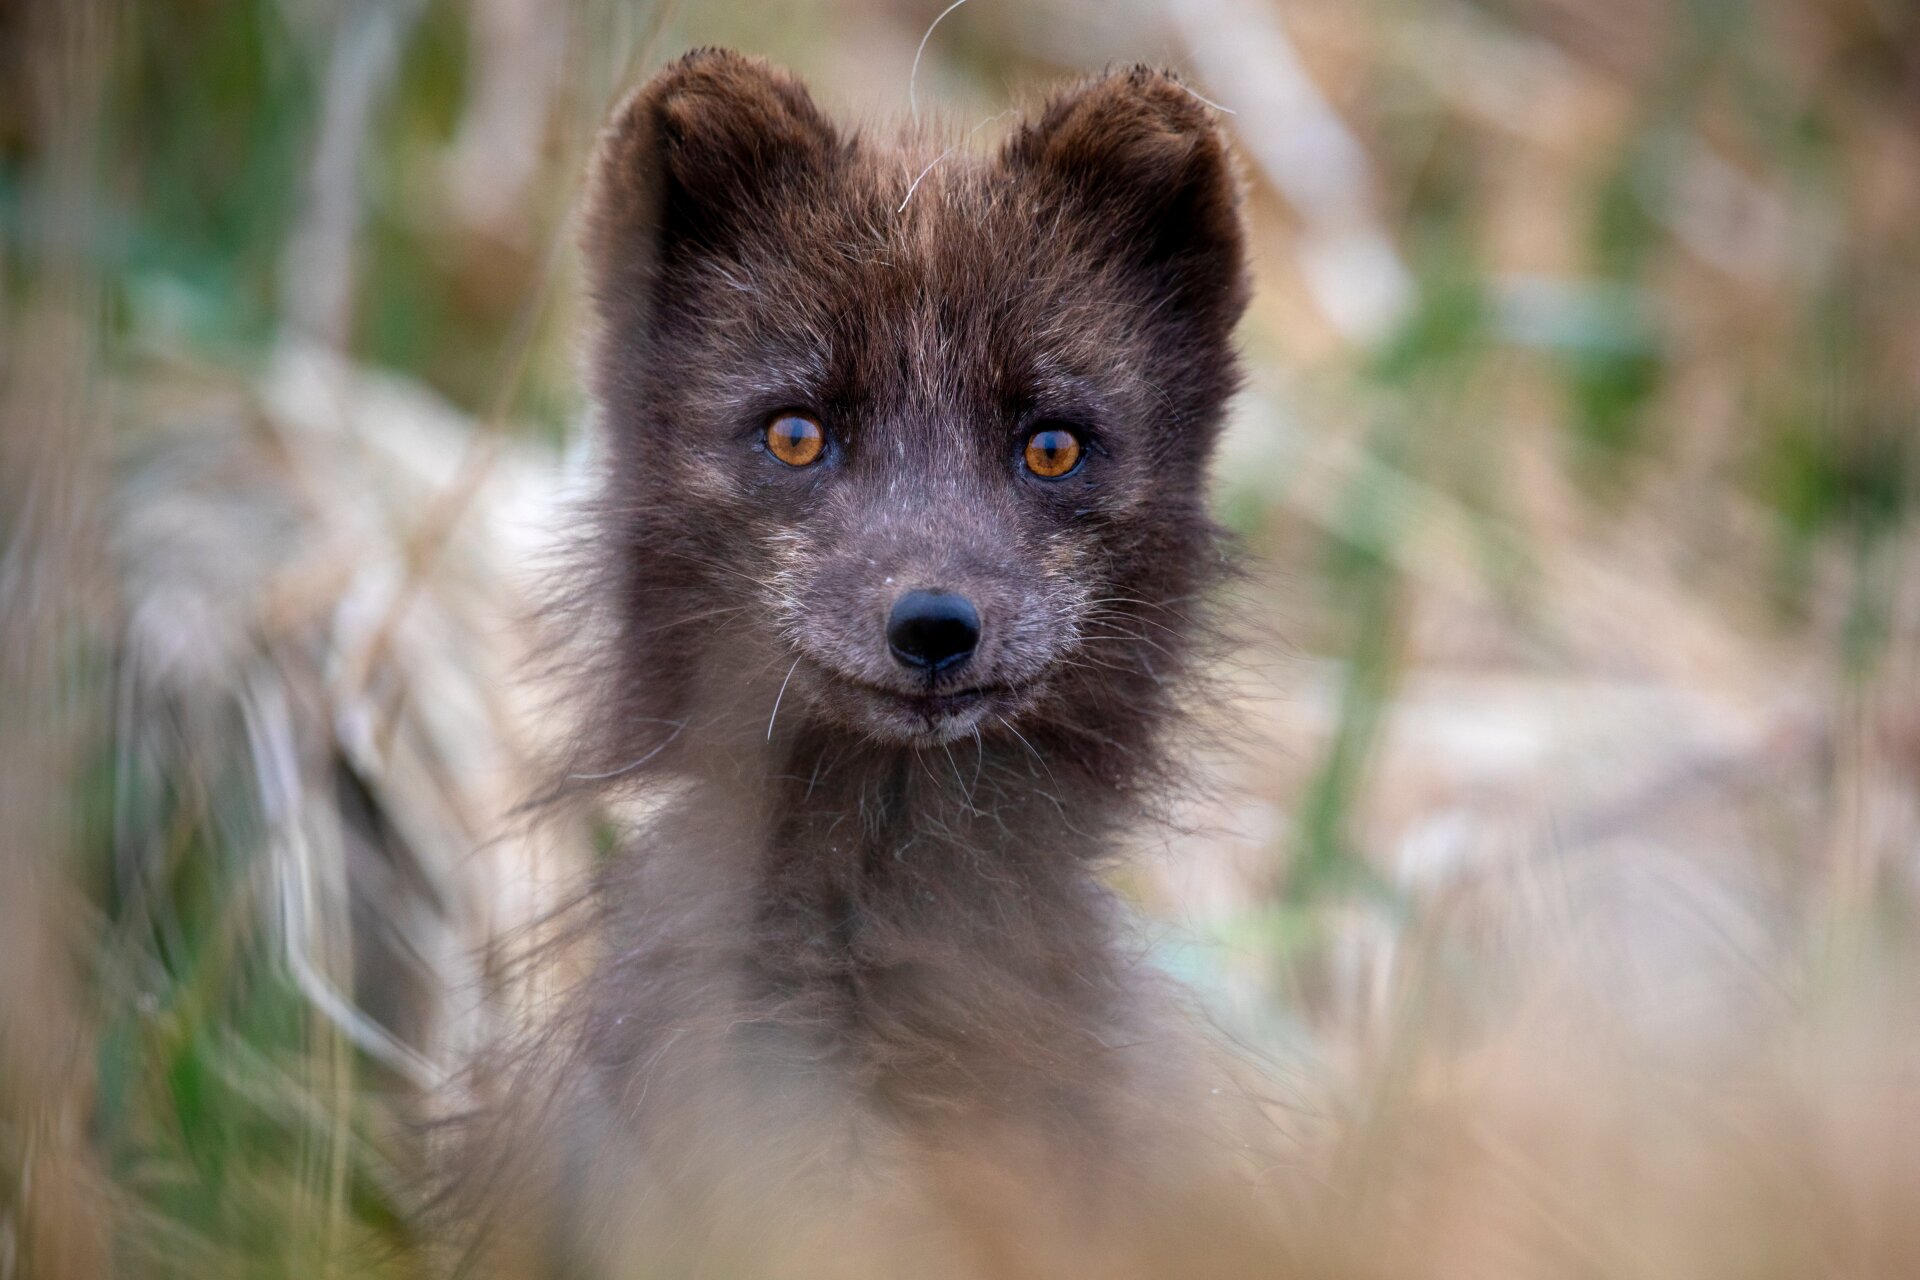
[464,49,1275,1277]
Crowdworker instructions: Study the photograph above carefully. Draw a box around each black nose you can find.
[887,590,980,674]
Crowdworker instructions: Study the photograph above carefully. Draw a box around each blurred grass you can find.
[5,0,1920,1275]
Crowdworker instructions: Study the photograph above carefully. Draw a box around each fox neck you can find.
[706,724,1141,1124]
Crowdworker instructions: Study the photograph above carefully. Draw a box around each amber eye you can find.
[765,413,825,467]
[1023,426,1083,479]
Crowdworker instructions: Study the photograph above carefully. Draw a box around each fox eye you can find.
[766,413,826,467]
[1022,426,1083,479]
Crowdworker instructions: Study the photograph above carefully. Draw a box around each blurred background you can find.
[5,0,1919,1275]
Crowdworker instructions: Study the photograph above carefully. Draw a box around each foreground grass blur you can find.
[4,0,1918,1275]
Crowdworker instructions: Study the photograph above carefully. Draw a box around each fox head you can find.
[576,49,1247,785]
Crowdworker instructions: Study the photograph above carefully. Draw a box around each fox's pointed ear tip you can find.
[673,45,752,69]
[1003,63,1234,176]
[646,46,784,86]
[1000,63,1229,174]
[1079,63,1222,129]
[1115,62,1190,92]
[600,48,818,135]
[652,47,802,95]
[593,47,832,177]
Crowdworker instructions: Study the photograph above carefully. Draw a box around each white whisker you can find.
[898,109,1016,214]
[995,713,1056,790]
[569,721,685,781]
[908,0,971,121]
[767,657,803,741]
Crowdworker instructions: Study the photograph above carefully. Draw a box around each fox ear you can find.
[585,49,839,309]
[1002,66,1248,326]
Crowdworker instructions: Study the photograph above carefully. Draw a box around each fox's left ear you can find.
[1003,66,1248,329]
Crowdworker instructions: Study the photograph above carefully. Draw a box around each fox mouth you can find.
[856,680,1003,719]
[817,670,1025,744]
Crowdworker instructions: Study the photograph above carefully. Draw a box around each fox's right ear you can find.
[584,49,839,312]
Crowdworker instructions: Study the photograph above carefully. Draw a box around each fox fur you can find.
[454,48,1287,1279]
